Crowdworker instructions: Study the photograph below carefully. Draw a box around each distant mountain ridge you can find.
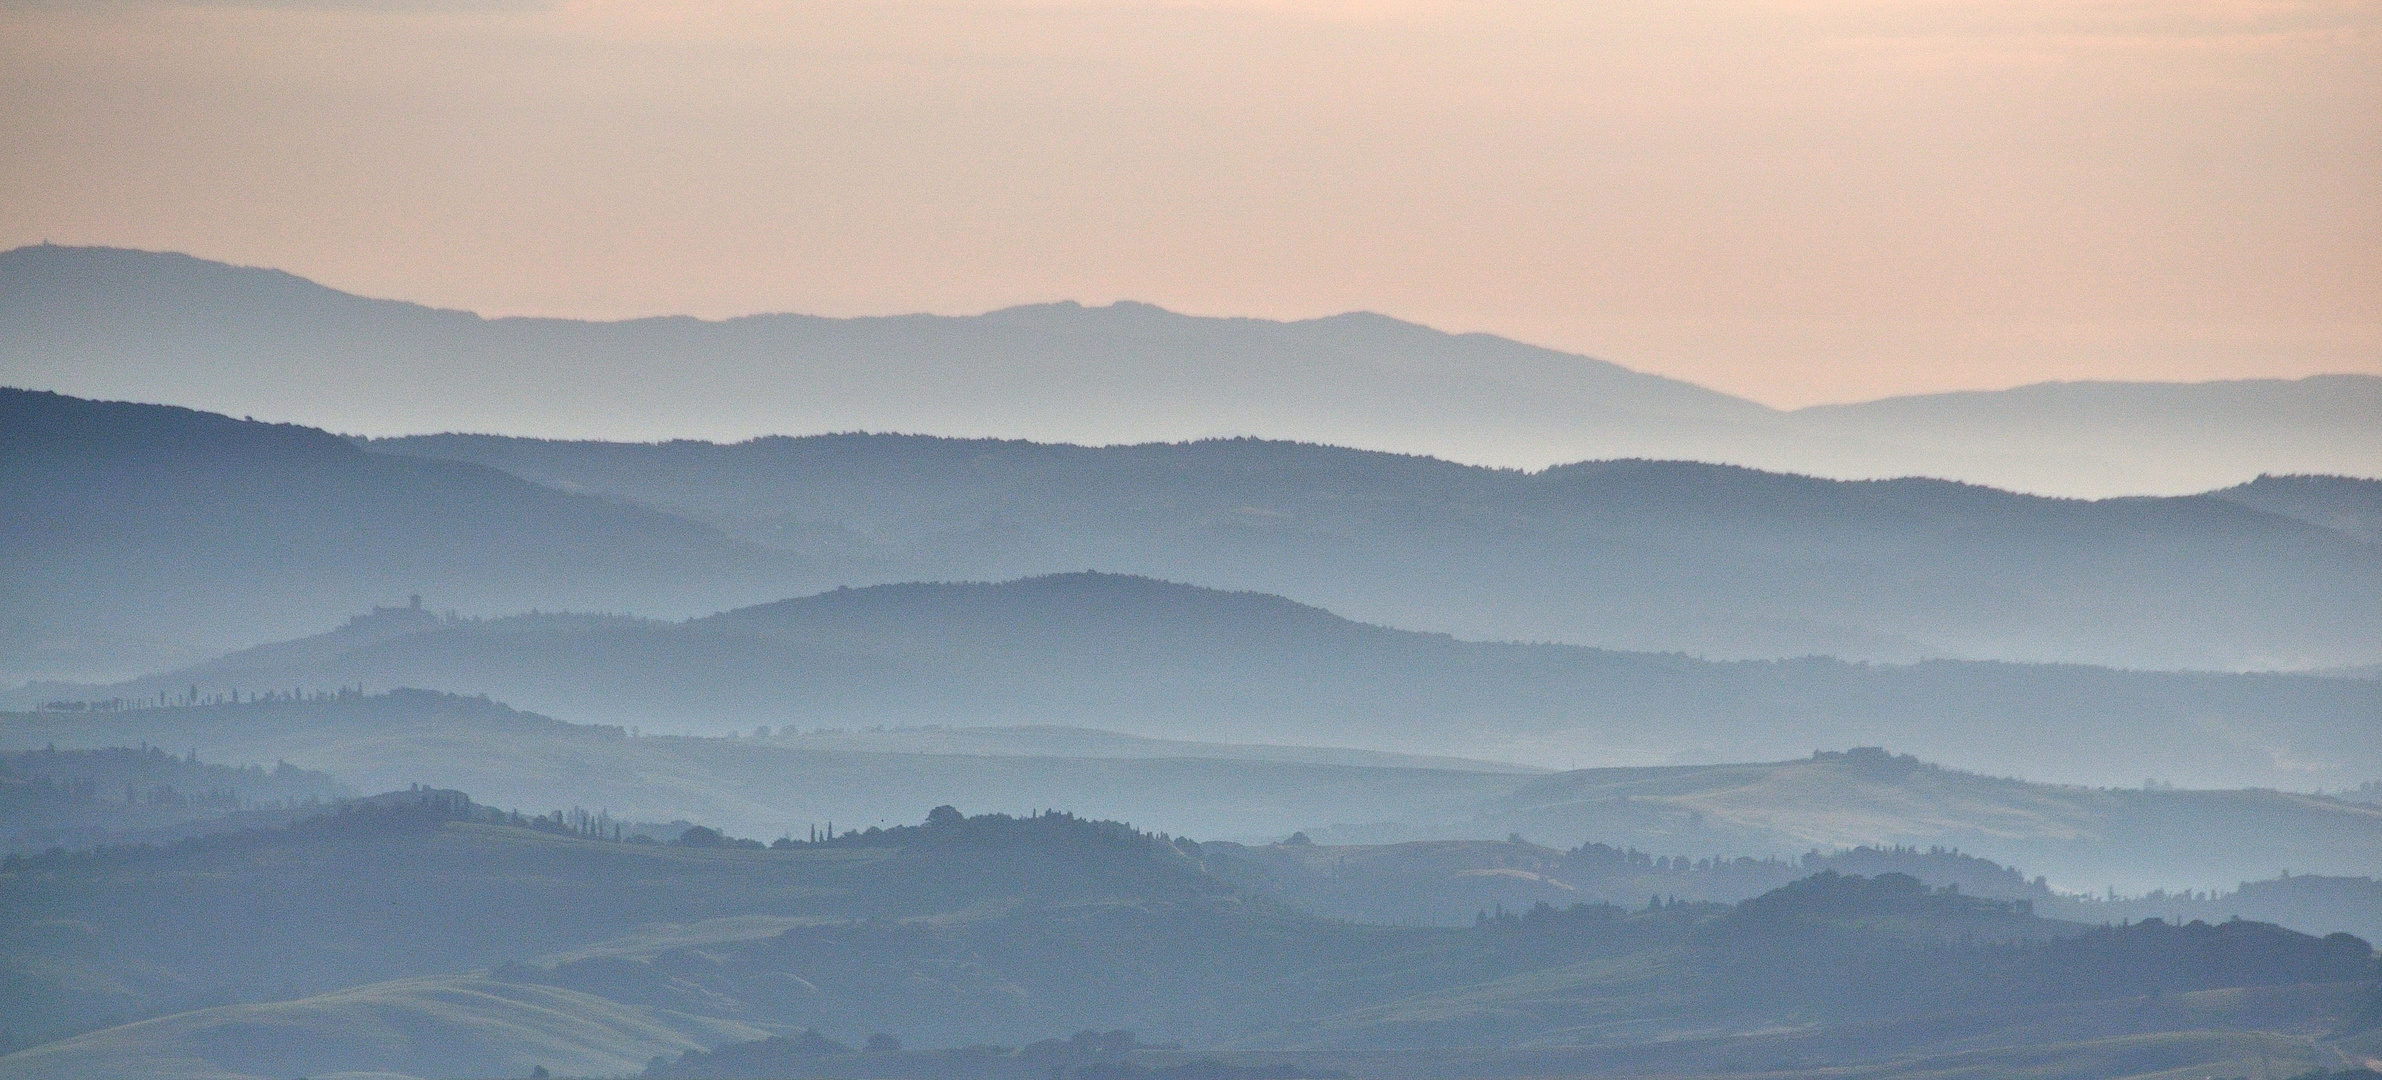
[5,244,2377,496]
[23,575,2382,792]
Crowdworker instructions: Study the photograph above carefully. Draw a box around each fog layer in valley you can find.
[3,292,2380,1079]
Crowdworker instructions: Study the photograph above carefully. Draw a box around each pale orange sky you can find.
[2,0,2375,406]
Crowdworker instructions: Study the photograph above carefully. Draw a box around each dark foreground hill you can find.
[28,575,2382,791]
[3,692,2377,891]
[9,244,2379,499]
[0,801,2372,1080]
[375,430,2382,669]
[0,388,809,682]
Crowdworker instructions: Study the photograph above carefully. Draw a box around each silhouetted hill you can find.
[1685,871,2373,1024]
[709,574,1371,648]
[11,385,2379,672]
[25,577,2381,791]
[1194,838,2053,928]
[2070,875,2382,946]
[369,432,2382,669]
[10,245,2377,498]
[0,690,1531,854]
[0,388,811,681]
[2212,474,2382,545]
[1788,376,2382,498]
[0,746,349,855]
[0,244,1770,470]
[1187,835,2382,943]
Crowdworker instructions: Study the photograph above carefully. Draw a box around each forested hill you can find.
[372,430,2382,670]
[29,575,2381,791]
[2212,474,2382,545]
[0,746,352,855]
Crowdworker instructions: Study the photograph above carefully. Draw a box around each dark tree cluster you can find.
[642,1027,1347,1080]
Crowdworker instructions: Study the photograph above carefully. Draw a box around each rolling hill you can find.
[1,801,2372,1079]
[0,388,816,682]
[0,976,767,1080]
[10,736,2374,941]
[0,798,1254,1057]
[0,746,350,855]
[7,244,2378,499]
[2214,474,2382,546]
[23,575,2382,791]
[2,691,2376,891]
[9,386,2381,675]
[371,432,2382,669]
[0,690,1532,855]
[1197,834,2382,944]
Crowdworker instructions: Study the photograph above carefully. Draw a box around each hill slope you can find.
[25,576,2382,791]
[1473,749,2382,894]
[0,388,814,682]
[1789,376,2382,498]
[0,799,1245,1055]
[1,692,2375,890]
[1199,834,2382,944]
[7,245,2378,496]
[0,690,1530,853]
[0,975,766,1080]
[369,433,2382,669]
[0,746,350,855]
[9,386,2380,672]
[2212,474,2382,546]
[2,804,2370,1077]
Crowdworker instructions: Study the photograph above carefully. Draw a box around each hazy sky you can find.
[2,0,2375,406]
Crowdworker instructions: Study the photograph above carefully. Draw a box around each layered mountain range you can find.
[6,388,2379,683]
[5,244,2377,498]
[5,254,2381,1080]
[18,575,2382,792]
[11,690,2381,890]
[376,430,2382,669]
